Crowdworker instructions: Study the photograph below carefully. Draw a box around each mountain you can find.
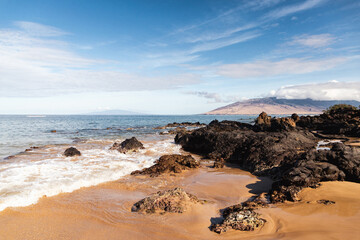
[205,97,360,115]
[87,109,145,115]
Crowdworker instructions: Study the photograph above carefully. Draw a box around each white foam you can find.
[316,140,342,151]
[0,139,180,211]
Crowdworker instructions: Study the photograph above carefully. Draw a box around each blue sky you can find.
[0,0,359,114]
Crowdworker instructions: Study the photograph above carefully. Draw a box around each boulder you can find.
[210,196,267,234]
[213,158,225,168]
[131,187,203,214]
[110,137,144,153]
[131,154,199,177]
[64,147,81,157]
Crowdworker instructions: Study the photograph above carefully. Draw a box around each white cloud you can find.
[271,81,360,100]
[290,34,335,48]
[14,21,68,37]
[216,57,347,78]
[190,31,262,54]
[264,0,327,20]
[0,22,200,97]
[186,91,246,103]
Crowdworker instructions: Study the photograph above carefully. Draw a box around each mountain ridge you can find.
[205,97,360,115]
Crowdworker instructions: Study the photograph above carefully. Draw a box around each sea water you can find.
[0,115,255,211]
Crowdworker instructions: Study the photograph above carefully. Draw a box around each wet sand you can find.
[0,164,359,240]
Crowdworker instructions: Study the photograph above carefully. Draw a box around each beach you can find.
[0,163,359,240]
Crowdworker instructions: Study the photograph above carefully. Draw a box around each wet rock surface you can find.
[175,108,360,203]
[131,187,203,214]
[64,147,81,157]
[210,196,267,234]
[110,137,145,153]
[131,154,199,177]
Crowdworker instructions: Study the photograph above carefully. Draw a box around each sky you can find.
[0,0,359,114]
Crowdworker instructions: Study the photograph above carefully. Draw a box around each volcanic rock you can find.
[131,154,199,177]
[210,196,267,234]
[131,187,203,214]
[110,137,144,153]
[64,147,81,157]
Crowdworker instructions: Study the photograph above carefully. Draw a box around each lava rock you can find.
[110,137,145,153]
[131,187,204,214]
[210,196,267,234]
[131,154,199,177]
[213,158,225,168]
[317,199,335,205]
[64,147,81,157]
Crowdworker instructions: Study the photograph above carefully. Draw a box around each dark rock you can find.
[210,196,267,234]
[317,199,335,205]
[175,112,360,204]
[50,130,57,133]
[213,158,225,168]
[64,147,81,157]
[131,154,199,177]
[110,137,145,153]
[297,107,360,137]
[131,187,203,214]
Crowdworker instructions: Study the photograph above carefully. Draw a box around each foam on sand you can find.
[0,139,180,211]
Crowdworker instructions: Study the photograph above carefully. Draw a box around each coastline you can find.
[0,163,359,240]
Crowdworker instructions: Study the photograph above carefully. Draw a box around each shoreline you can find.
[0,163,359,239]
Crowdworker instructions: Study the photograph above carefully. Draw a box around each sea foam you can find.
[0,139,180,211]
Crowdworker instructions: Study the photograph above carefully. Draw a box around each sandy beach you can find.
[1,161,359,240]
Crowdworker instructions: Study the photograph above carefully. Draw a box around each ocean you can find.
[0,114,255,211]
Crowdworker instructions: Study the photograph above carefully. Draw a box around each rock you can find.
[213,158,225,168]
[297,107,360,137]
[154,122,206,130]
[317,199,335,205]
[210,196,267,234]
[291,113,300,122]
[131,154,199,177]
[131,187,203,214]
[255,112,271,126]
[64,147,81,157]
[110,137,144,153]
[50,130,57,133]
[175,113,360,204]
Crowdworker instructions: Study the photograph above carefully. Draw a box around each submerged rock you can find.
[110,137,144,153]
[131,154,199,177]
[64,147,81,157]
[210,196,267,234]
[131,187,203,214]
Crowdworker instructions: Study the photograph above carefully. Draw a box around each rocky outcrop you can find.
[154,122,205,130]
[270,143,360,202]
[64,147,81,157]
[210,196,267,234]
[131,154,199,177]
[131,187,203,214]
[175,110,360,203]
[297,107,360,137]
[110,137,144,153]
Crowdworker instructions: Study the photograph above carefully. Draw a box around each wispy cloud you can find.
[186,91,246,103]
[270,81,360,100]
[0,22,200,97]
[263,0,327,20]
[289,34,335,48]
[14,21,68,37]
[190,31,262,54]
[216,57,347,78]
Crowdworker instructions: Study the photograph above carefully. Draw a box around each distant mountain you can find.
[205,97,360,115]
[87,109,145,115]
